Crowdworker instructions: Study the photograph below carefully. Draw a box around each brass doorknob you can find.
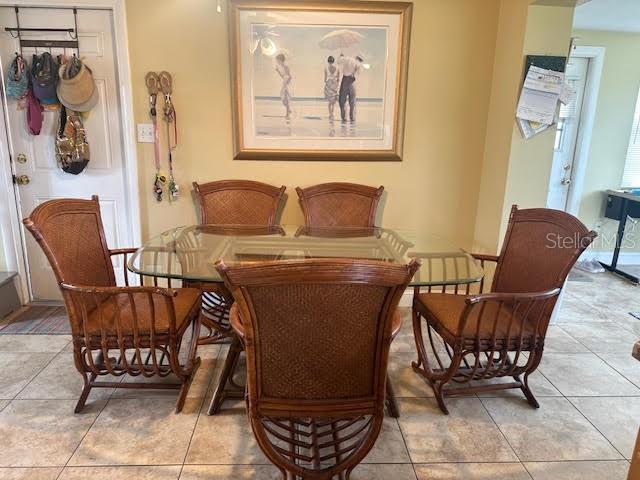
[15,175,30,185]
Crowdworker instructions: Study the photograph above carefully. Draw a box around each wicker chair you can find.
[216,258,420,479]
[23,197,201,413]
[190,180,286,345]
[412,206,597,414]
[296,183,383,227]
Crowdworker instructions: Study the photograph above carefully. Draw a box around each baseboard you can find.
[581,251,640,266]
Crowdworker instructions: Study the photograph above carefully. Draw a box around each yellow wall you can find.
[125,0,502,248]
[573,30,640,252]
[473,0,530,253]
[500,5,575,236]
[473,3,575,253]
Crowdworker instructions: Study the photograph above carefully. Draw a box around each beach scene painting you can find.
[232,1,412,160]
[251,24,388,140]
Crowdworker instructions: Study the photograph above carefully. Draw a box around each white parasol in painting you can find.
[318,29,365,50]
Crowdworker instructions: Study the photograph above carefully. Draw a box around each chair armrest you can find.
[60,282,176,297]
[456,288,561,339]
[229,303,245,339]
[470,253,499,264]
[109,248,138,256]
[465,288,561,305]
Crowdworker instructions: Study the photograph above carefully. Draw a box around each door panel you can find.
[0,7,133,301]
[547,56,589,211]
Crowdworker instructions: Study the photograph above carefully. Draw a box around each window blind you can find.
[621,88,640,187]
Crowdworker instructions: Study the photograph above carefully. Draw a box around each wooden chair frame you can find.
[23,197,201,413]
[217,258,419,480]
[190,179,286,345]
[411,206,597,414]
[296,183,384,228]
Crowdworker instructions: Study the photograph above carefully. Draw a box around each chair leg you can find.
[432,382,449,415]
[175,375,194,414]
[519,373,540,409]
[74,373,92,414]
[208,336,243,415]
[385,375,400,418]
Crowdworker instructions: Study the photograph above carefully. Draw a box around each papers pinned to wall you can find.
[516,55,575,140]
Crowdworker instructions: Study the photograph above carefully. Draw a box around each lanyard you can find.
[145,72,165,202]
[160,71,178,201]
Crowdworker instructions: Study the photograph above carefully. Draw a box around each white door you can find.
[0,7,134,301]
[547,56,590,211]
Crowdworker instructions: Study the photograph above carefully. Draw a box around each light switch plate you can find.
[137,123,154,143]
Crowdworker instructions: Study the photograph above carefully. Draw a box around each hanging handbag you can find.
[55,105,90,174]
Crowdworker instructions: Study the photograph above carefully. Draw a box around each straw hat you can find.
[57,60,98,112]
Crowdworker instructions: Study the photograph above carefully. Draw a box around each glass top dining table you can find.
[128,225,484,287]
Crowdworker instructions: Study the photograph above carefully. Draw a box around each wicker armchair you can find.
[190,180,286,344]
[216,258,419,479]
[296,182,383,227]
[412,206,597,414]
[23,197,201,413]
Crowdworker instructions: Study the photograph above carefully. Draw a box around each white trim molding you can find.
[0,0,140,303]
[565,45,606,216]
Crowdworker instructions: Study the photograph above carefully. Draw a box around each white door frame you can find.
[563,45,605,215]
[0,0,140,304]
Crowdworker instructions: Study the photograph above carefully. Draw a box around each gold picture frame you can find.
[229,0,413,161]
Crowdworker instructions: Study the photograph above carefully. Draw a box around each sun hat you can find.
[31,53,58,105]
[6,54,28,99]
[57,57,98,112]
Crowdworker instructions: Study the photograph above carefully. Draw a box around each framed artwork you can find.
[229,0,413,161]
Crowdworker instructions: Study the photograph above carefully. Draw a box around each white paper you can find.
[523,65,564,94]
[516,65,563,125]
[517,88,559,124]
[517,117,550,140]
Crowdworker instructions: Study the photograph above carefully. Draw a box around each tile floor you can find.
[0,271,638,479]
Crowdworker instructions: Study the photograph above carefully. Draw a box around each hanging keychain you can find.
[159,71,178,201]
[145,72,165,202]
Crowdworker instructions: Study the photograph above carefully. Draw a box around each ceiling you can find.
[573,0,640,32]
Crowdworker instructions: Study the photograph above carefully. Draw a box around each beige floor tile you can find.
[558,323,637,354]
[0,335,70,353]
[59,466,181,480]
[0,467,62,479]
[599,353,640,388]
[17,352,117,402]
[391,314,416,353]
[556,295,608,323]
[351,463,417,479]
[0,353,55,399]
[569,396,640,459]
[68,398,199,466]
[524,460,630,479]
[414,463,530,479]
[0,399,105,467]
[538,353,639,396]
[544,326,590,353]
[481,397,622,461]
[387,352,434,398]
[0,400,8,412]
[363,418,411,463]
[397,397,518,463]
[185,406,269,464]
[612,314,640,337]
[180,465,281,479]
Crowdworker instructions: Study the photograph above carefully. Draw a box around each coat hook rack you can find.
[5,6,80,55]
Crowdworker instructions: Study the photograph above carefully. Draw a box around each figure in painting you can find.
[324,56,340,121]
[275,53,292,119]
[337,54,364,123]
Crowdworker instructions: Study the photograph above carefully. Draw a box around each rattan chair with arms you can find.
[412,206,597,414]
[296,182,384,227]
[190,179,286,345]
[23,196,201,413]
[217,258,420,480]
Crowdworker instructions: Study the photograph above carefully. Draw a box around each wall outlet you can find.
[137,123,154,143]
